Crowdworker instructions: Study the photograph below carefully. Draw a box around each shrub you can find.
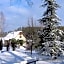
[17,40,23,46]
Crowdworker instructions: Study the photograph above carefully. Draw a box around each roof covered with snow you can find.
[4,31,26,41]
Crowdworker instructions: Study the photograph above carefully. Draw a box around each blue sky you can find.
[0,0,64,32]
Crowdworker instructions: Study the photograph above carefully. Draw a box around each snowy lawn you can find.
[0,46,64,64]
[0,46,37,64]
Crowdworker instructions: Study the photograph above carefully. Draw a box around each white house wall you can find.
[4,31,26,41]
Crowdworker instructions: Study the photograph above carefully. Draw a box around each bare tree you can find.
[0,11,5,37]
[10,0,33,7]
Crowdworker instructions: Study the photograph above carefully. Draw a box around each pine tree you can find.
[38,0,63,59]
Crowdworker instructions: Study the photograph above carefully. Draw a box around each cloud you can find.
[7,6,30,15]
[0,0,10,7]
[4,5,31,25]
[0,0,9,3]
[0,0,64,32]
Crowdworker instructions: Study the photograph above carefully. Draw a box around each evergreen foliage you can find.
[37,0,63,59]
[17,40,23,46]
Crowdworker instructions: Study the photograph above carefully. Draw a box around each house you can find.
[4,31,26,42]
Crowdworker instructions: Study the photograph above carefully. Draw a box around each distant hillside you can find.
[58,26,64,31]
[22,26,64,37]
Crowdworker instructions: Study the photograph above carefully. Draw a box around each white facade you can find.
[4,31,26,41]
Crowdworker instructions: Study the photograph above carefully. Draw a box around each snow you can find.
[37,61,51,64]
[0,46,64,64]
[3,31,26,41]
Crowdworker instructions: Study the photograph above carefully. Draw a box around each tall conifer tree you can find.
[38,0,63,59]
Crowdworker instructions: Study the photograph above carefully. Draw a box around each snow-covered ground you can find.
[0,46,64,64]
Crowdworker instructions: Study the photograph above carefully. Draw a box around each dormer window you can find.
[19,32,22,35]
